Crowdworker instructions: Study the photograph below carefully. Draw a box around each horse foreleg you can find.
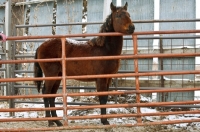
[97,78,111,125]
[99,95,109,125]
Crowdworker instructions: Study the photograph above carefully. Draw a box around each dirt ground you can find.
[1,121,200,132]
[1,95,200,132]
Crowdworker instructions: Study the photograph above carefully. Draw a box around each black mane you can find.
[89,14,114,46]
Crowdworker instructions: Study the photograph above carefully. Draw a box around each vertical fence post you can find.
[159,37,165,103]
[132,34,142,123]
[61,38,68,126]
[5,0,14,116]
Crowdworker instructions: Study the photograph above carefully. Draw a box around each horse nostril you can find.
[130,25,135,31]
[128,24,135,33]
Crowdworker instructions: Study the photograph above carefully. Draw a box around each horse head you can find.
[110,2,135,34]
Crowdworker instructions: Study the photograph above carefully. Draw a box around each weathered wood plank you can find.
[56,0,83,34]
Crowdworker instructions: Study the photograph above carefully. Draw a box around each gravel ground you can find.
[1,95,200,132]
[1,121,200,132]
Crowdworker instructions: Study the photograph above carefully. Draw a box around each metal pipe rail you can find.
[15,18,200,28]
[6,30,200,40]
[1,118,200,132]
[13,69,197,73]
[12,85,165,90]
[13,84,197,90]
[0,108,200,122]
[13,35,200,43]
[0,88,200,112]
[2,87,200,108]
[1,30,200,131]
[0,68,6,71]
[1,53,200,65]
[0,70,200,82]
[12,101,200,108]
[0,84,6,86]
[1,87,200,99]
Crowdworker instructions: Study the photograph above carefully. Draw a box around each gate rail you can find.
[0,30,200,131]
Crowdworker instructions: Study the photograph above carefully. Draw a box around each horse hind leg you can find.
[42,83,54,127]
[42,80,62,127]
[49,80,63,126]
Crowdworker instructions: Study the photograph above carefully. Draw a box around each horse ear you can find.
[124,2,128,10]
[110,2,116,12]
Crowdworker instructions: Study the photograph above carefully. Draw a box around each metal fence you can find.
[0,30,200,131]
[0,0,199,101]
[0,0,200,131]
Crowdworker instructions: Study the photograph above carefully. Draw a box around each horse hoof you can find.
[105,128,114,132]
[57,122,63,127]
[48,121,55,127]
[54,120,63,127]
[102,120,110,125]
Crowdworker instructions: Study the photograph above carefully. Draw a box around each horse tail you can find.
[34,48,43,93]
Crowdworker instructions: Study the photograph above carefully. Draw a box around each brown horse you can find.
[34,2,135,126]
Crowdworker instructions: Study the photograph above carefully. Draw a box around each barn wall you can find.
[28,2,54,35]
[119,0,154,73]
[0,0,6,96]
[56,0,83,34]
[156,0,196,101]
[0,1,5,31]
[159,0,195,79]
[16,1,55,84]
[87,0,103,33]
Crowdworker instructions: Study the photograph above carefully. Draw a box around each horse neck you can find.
[104,35,123,55]
[101,14,123,55]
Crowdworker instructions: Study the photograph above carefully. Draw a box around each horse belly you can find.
[67,63,97,82]
[65,60,119,80]
[66,61,98,75]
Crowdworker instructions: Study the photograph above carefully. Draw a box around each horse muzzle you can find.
[126,24,135,34]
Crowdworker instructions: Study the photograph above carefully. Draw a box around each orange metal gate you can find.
[0,30,200,131]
